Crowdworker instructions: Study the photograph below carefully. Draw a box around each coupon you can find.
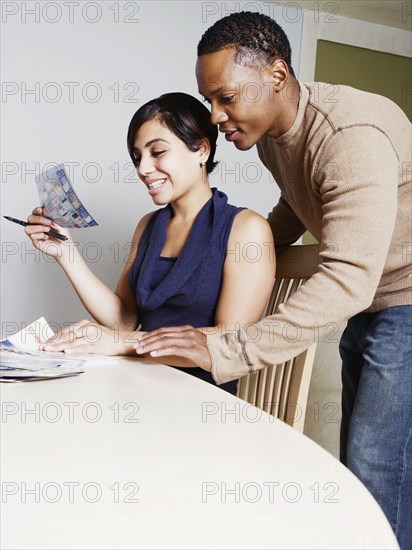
[36,164,99,228]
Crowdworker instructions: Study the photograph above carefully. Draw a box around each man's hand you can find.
[134,325,212,372]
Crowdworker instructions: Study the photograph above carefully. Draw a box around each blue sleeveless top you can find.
[128,188,245,394]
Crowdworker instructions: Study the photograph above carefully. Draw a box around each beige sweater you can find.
[208,81,412,385]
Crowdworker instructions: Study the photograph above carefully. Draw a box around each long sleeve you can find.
[268,194,306,252]
[257,136,306,250]
[207,126,400,384]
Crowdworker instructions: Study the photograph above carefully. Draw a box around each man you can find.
[136,12,411,547]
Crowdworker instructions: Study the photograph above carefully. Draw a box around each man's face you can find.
[196,48,281,150]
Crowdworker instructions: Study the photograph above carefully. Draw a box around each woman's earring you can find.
[200,159,207,182]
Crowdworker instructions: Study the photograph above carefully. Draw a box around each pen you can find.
[3,216,68,242]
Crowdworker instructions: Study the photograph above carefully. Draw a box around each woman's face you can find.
[133,118,205,205]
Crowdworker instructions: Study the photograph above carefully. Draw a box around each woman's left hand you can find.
[40,320,133,355]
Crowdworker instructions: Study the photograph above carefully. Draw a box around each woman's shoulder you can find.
[230,209,274,243]
[216,188,271,237]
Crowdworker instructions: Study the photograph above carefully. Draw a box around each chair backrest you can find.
[237,244,320,432]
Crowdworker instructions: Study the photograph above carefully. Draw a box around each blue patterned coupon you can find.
[36,164,98,228]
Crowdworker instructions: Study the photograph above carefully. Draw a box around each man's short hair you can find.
[197,11,294,76]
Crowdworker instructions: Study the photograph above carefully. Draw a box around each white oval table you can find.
[0,358,399,549]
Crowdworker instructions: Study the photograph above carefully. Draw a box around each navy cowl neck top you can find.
[128,188,245,394]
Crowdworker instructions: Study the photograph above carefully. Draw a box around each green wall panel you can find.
[314,40,412,121]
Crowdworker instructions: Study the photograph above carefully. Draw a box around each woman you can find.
[26,93,275,394]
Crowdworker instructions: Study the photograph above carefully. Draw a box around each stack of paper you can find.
[0,318,85,382]
[0,346,85,382]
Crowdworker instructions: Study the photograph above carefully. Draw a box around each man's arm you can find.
[267,194,306,253]
[208,126,399,384]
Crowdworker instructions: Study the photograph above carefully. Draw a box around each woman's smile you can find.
[145,177,168,195]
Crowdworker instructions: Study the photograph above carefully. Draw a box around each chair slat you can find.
[237,245,319,432]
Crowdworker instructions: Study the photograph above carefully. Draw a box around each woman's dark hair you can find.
[198,12,295,76]
[127,92,218,174]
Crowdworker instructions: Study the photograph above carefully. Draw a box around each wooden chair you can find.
[237,244,320,432]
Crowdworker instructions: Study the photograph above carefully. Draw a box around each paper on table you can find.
[0,317,85,382]
[0,346,85,371]
[0,316,54,350]
[0,317,118,382]
[0,352,85,382]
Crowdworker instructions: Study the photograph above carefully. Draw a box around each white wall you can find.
[1,1,302,337]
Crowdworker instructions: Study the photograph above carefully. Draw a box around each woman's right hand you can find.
[25,207,73,261]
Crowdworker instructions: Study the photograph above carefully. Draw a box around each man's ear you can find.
[269,58,289,90]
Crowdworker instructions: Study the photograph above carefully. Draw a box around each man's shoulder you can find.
[304,81,407,131]
[256,81,410,169]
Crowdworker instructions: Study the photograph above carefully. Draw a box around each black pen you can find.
[3,216,68,241]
